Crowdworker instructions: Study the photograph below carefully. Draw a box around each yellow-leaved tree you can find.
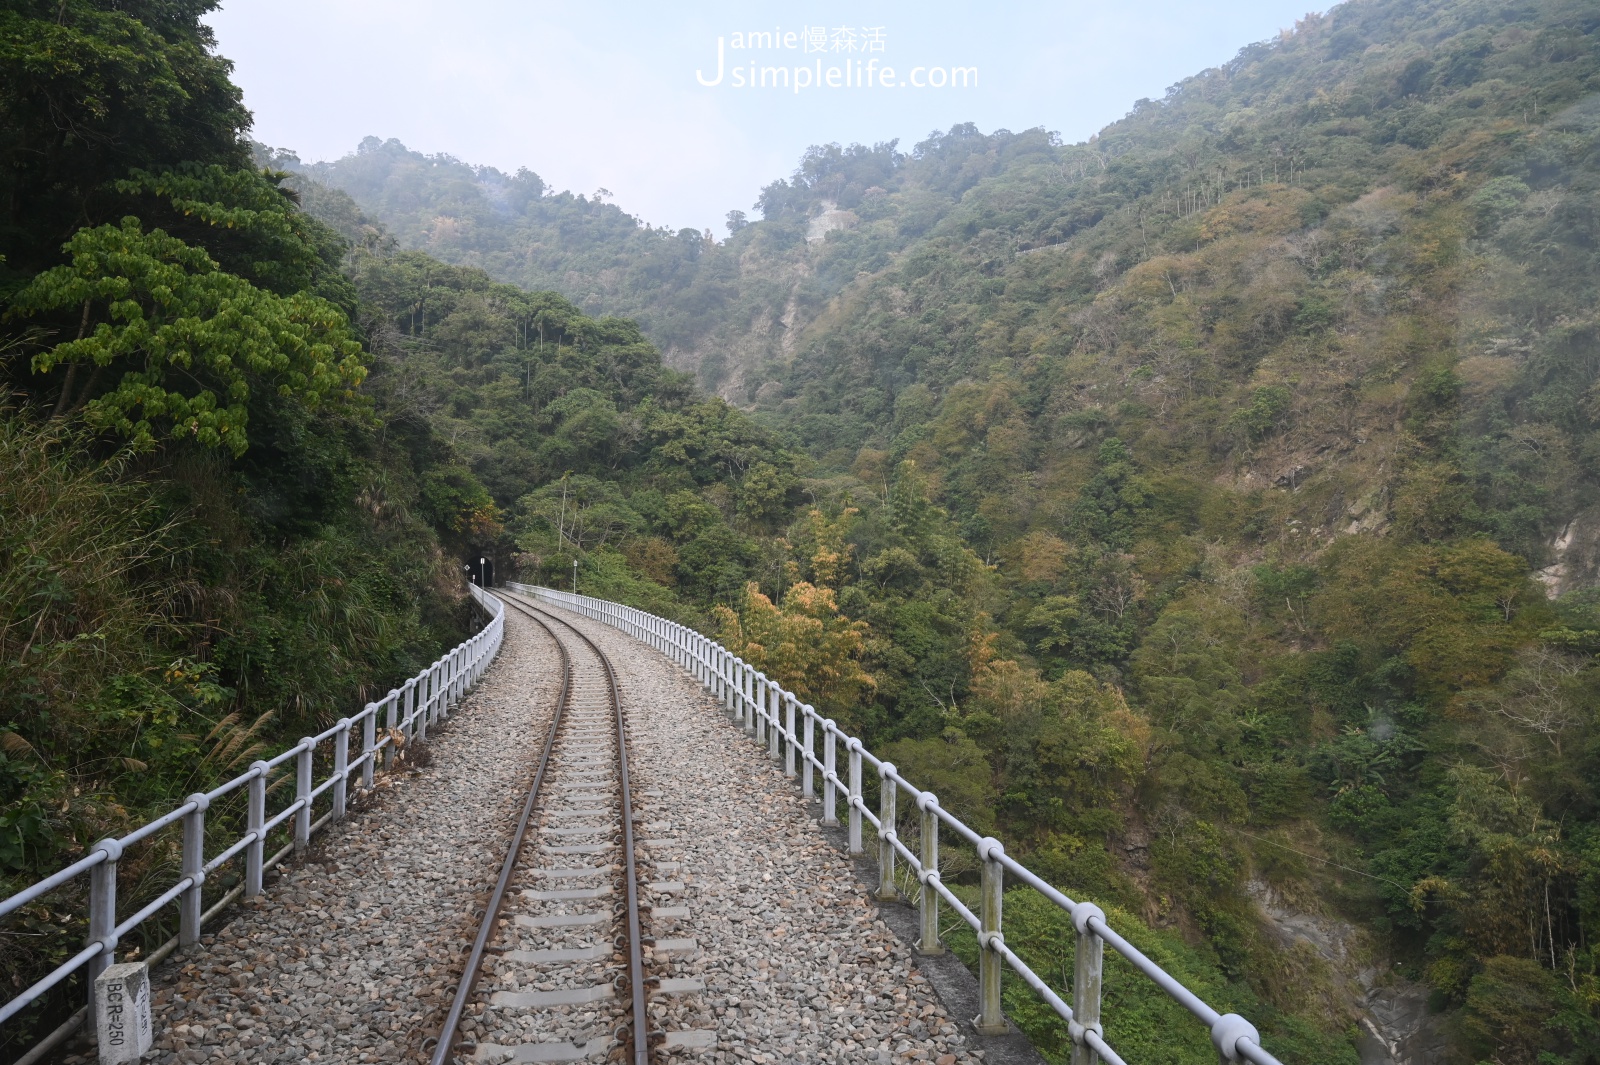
[715,581,874,730]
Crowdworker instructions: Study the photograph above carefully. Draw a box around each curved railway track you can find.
[429,592,651,1065]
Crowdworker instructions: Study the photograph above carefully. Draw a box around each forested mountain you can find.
[300,1,1600,1061]
[0,1,790,1054]
[5,0,1600,1062]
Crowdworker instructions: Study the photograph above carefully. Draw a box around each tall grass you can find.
[0,411,194,1052]
[0,408,467,1056]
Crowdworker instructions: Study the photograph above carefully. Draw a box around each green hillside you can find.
[303,0,1600,1060]
[0,1,791,1052]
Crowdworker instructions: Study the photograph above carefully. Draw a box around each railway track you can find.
[428,591,665,1065]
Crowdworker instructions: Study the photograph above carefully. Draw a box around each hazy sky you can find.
[208,0,1323,233]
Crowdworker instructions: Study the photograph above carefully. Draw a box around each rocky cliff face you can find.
[1537,512,1600,597]
[1247,879,1454,1065]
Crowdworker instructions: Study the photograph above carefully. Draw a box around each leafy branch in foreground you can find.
[10,218,365,455]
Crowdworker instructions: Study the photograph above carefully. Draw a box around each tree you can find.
[11,218,365,455]
[0,0,250,278]
[716,581,874,728]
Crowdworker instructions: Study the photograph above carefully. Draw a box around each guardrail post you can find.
[847,740,863,855]
[752,665,764,738]
[87,838,121,1007]
[418,672,431,742]
[823,722,837,824]
[877,765,898,900]
[363,705,378,789]
[445,651,457,713]
[398,680,413,752]
[746,665,756,727]
[246,762,267,897]
[784,693,797,778]
[332,719,351,820]
[768,681,782,761]
[918,794,943,954]
[417,670,429,734]
[385,692,400,769]
[742,664,752,728]
[748,668,760,738]
[750,668,763,742]
[294,739,313,851]
[976,837,1007,1034]
[802,706,815,797]
[180,793,208,947]
[1072,903,1106,1065]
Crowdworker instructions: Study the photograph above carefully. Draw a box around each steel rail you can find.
[428,592,571,1065]
[498,589,652,1065]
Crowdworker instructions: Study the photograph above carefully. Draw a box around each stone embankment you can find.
[63,600,989,1065]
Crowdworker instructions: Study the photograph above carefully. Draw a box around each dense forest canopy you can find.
[5,0,1600,1061]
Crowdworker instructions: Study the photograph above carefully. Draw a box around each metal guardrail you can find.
[0,584,505,1064]
[513,584,1285,1065]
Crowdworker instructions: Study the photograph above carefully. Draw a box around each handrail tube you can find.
[114,880,192,941]
[0,943,103,1026]
[115,802,197,852]
[201,769,256,804]
[0,853,106,920]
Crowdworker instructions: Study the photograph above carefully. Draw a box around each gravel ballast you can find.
[518,598,983,1065]
[62,596,991,1065]
[75,606,563,1065]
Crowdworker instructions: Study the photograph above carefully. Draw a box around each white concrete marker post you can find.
[94,961,153,1063]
